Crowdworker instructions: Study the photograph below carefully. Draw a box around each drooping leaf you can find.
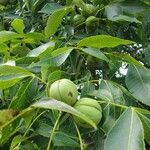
[44,7,72,37]
[39,2,64,14]
[107,52,142,66]
[0,65,34,89]
[31,47,73,67]
[11,18,25,34]
[31,98,97,129]
[0,65,33,76]
[0,74,30,89]
[104,108,145,150]
[78,35,135,49]
[81,48,109,62]
[126,65,150,106]
[27,42,55,57]
[111,15,142,24]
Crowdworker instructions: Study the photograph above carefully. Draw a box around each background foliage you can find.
[0,0,150,149]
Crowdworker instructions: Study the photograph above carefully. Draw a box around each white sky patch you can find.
[119,65,128,75]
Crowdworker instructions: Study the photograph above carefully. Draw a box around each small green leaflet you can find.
[0,65,33,89]
[11,18,25,34]
[44,7,72,37]
[31,47,73,67]
[27,41,55,57]
[78,35,135,49]
[80,48,109,62]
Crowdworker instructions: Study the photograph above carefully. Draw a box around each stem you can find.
[98,101,128,109]
[35,76,48,85]
[74,121,84,150]
[47,111,62,150]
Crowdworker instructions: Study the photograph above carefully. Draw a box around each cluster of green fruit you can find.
[49,79,102,128]
[72,0,99,30]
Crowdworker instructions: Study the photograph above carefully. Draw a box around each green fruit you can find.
[49,79,78,106]
[73,0,97,17]
[73,98,102,128]
[73,14,86,26]
[73,0,85,8]
[85,16,98,27]
[84,4,96,15]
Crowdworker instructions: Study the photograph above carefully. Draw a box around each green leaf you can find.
[0,74,30,89]
[53,132,79,147]
[32,0,45,13]
[104,108,145,150]
[48,70,68,84]
[0,43,9,52]
[111,15,142,24]
[9,77,38,110]
[89,89,113,101]
[23,32,46,43]
[98,80,125,104]
[0,65,33,76]
[32,47,73,67]
[0,65,33,89]
[27,42,55,57]
[0,31,22,43]
[138,113,150,144]
[107,52,142,66]
[37,123,79,147]
[126,65,150,106]
[0,43,9,57]
[81,48,109,62]
[39,2,64,14]
[101,102,125,133]
[16,57,39,66]
[31,98,97,129]
[10,135,27,150]
[78,35,135,49]
[11,18,25,34]
[44,7,72,37]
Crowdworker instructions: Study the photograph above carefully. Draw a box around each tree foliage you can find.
[0,0,150,149]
